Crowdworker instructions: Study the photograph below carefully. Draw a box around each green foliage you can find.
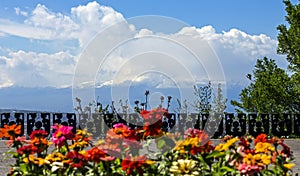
[277,0,300,72]
[231,57,295,114]
[232,0,300,114]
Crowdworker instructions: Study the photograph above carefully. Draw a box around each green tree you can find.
[277,0,300,72]
[277,0,300,111]
[231,57,295,114]
[212,83,227,114]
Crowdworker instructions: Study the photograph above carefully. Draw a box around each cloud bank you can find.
[0,1,286,90]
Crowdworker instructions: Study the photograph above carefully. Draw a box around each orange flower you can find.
[86,147,115,163]
[0,124,22,140]
[254,134,267,145]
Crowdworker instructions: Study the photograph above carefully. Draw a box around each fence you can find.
[1,111,300,138]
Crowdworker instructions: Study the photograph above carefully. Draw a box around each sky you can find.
[0,0,297,112]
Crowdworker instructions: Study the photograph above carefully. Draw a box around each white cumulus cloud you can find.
[0,1,287,90]
[0,50,76,88]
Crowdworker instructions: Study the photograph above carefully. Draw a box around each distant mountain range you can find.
[0,84,244,113]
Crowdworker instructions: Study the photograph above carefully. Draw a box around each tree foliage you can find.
[277,0,300,72]
[231,0,300,114]
[231,57,295,114]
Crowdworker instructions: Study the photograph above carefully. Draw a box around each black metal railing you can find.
[1,111,299,139]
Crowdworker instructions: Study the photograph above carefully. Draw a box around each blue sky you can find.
[0,0,296,112]
[0,0,293,39]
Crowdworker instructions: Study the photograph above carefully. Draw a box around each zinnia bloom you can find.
[254,134,267,145]
[238,163,263,175]
[255,142,275,153]
[69,140,89,150]
[215,137,239,151]
[86,147,115,163]
[0,124,22,140]
[139,108,168,139]
[169,159,200,175]
[23,155,49,165]
[29,130,48,140]
[51,125,74,147]
[112,123,135,139]
[65,151,87,169]
[184,128,202,139]
[45,152,67,163]
[121,155,151,175]
[30,137,52,153]
[17,145,38,155]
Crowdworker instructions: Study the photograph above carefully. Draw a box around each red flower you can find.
[141,108,167,138]
[182,129,214,155]
[190,141,214,155]
[279,142,293,157]
[30,130,48,140]
[143,121,162,138]
[121,155,150,175]
[254,134,267,145]
[112,123,136,139]
[66,151,86,169]
[86,147,115,163]
[17,145,38,155]
[238,137,251,149]
[141,108,167,124]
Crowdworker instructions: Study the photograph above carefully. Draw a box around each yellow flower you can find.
[255,142,275,153]
[23,155,49,165]
[45,152,66,163]
[260,154,271,165]
[174,137,199,154]
[243,153,271,166]
[283,163,295,170]
[145,160,155,165]
[243,153,256,165]
[215,137,238,151]
[79,150,86,156]
[170,159,199,175]
[69,140,88,149]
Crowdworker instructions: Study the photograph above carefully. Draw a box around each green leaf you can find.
[19,163,27,173]
[220,166,234,172]
[206,151,226,159]
[157,139,166,149]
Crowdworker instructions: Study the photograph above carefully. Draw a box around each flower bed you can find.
[0,108,296,175]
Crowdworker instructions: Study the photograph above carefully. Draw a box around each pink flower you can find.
[184,128,201,139]
[238,163,263,175]
[6,136,26,147]
[51,125,74,147]
[113,123,130,130]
